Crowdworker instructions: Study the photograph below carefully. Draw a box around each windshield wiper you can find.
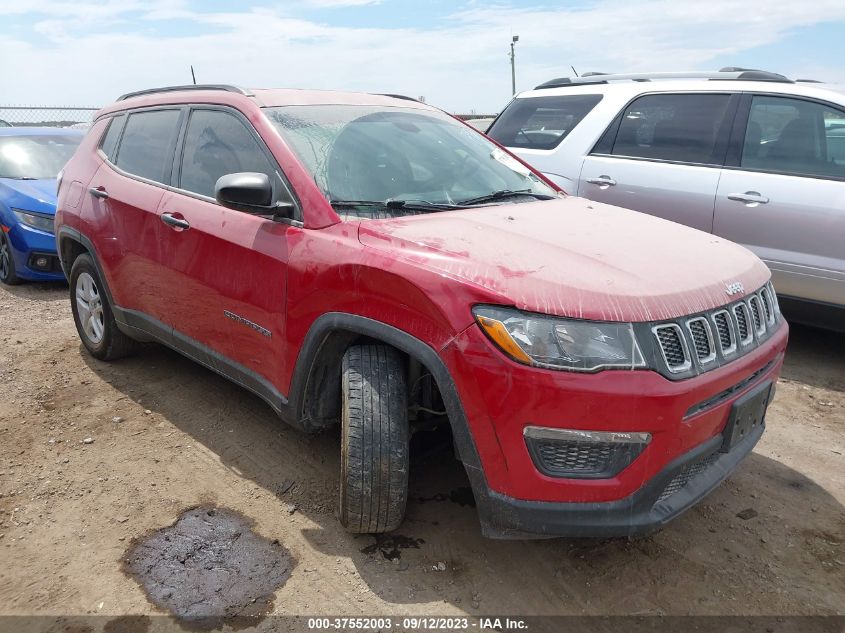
[454,189,556,206]
[385,198,464,211]
[329,200,385,208]
[330,199,463,212]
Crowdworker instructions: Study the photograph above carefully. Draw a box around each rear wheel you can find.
[69,254,138,360]
[0,232,21,285]
[339,344,409,533]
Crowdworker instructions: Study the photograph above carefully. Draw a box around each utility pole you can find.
[510,35,519,95]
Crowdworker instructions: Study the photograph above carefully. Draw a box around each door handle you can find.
[727,191,769,205]
[88,187,109,199]
[586,175,617,187]
[160,212,190,230]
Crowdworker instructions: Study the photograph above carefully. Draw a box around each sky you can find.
[1,0,845,114]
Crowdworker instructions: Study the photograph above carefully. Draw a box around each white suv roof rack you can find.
[535,68,793,90]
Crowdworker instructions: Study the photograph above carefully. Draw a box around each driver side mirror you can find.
[214,172,294,218]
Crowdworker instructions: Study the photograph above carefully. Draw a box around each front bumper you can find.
[469,420,763,538]
[441,318,787,537]
[6,223,65,281]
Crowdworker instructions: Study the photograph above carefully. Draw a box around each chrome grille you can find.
[734,303,752,344]
[712,310,736,355]
[687,317,715,363]
[653,324,690,372]
[652,283,781,377]
[766,282,780,317]
[760,286,775,325]
[748,295,764,334]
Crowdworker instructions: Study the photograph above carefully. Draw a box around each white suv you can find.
[487,69,845,330]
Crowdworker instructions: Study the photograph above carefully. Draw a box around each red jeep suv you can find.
[55,85,788,538]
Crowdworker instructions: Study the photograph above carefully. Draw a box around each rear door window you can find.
[610,93,733,165]
[741,95,845,179]
[487,94,602,149]
[179,109,279,199]
[114,109,181,183]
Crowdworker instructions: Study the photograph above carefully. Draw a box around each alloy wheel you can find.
[0,234,10,281]
[75,271,105,344]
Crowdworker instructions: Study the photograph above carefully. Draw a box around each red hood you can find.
[357,197,770,322]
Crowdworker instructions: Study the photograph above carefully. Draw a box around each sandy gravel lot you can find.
[0,281,842,630]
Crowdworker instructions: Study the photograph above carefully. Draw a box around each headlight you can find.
[473,305,646,372]
[12,209,55,234]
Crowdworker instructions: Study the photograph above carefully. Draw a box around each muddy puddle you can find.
[123,507,293,629]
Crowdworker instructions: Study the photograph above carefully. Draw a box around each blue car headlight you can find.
[12,208,55,234]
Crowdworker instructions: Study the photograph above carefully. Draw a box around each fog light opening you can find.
[523,426,651,479]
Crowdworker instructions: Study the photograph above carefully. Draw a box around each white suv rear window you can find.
[488,94,602,150]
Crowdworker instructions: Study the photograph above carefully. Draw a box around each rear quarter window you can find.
[99,114,125,161]
[487,94,602,150]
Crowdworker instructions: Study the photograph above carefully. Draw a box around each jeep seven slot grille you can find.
[734,303,750,341]
[654,324,688,369]
[761,287,774,324]
[652,283,780,376]
[687,318,714,363]
[749,295,763,333]
[713,311,733,352]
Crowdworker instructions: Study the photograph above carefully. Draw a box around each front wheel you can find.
[0,232,21,285]
[339,344,409,533]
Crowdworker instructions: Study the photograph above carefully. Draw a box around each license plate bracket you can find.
[721,380,772,452]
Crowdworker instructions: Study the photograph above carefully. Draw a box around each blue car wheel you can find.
[0,232,20,285]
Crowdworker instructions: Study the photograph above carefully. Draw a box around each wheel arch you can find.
[289,312,483,473]
[56,227,116,304]
[57,231,88,276]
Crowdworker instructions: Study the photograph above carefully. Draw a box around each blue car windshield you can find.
[0,135,81,179]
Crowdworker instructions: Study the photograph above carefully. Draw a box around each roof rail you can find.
[717,67,792,81]
[535,69,792,90]
[116,84,254,102]
[374,93,420,102]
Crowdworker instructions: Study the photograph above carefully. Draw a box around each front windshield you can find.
[266,105,558,218]
[0,135,81,179]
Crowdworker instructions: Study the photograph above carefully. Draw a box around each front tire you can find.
[339,344,409,533]
[69,253,137,360]
[0,232,21,285]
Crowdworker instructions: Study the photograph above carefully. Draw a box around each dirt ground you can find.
[0,282,843,627]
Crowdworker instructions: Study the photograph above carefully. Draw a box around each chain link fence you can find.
[0,106,101,129]
[0,106,493,129]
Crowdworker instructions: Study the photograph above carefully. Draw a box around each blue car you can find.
[0,127,83,284]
